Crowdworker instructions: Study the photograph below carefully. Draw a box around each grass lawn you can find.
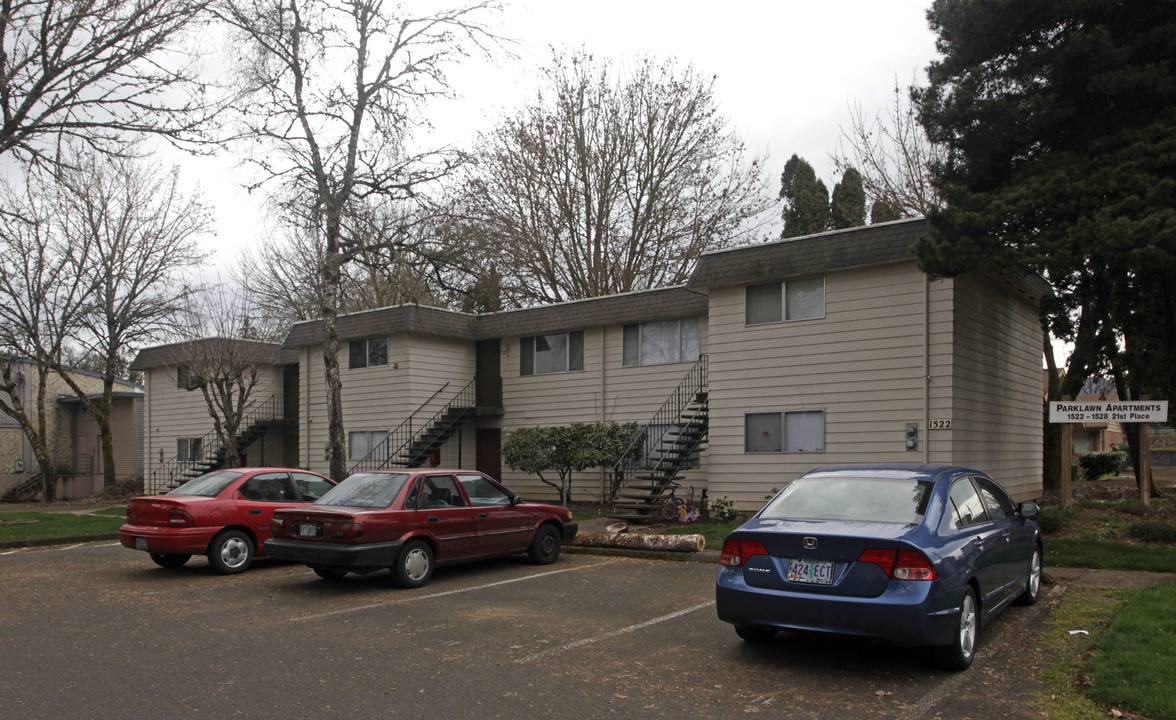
[1046,537,1176,573]
[1085,583,1176,719]
[0,511,124,544]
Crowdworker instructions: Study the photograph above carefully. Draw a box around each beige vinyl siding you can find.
[494,317,709,503]
[705,261,939,510]
[143,365,285,482]
[300,334,476,474]
[946,274,1043,500]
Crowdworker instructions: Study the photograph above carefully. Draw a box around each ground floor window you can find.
[176,437,203,461]
[744,410,825,453]
[348,430,387,461]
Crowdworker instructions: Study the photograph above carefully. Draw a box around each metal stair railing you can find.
[608,355,708,503]
[148,393,285,493]
[348,382,450,474]
[349,379,477,473]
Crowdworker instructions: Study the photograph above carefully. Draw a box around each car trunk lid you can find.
[730,518,919,598]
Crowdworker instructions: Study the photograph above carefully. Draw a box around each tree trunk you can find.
[323,241,348,482]
[571,531,706,553]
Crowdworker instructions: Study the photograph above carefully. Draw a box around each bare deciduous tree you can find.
[0,0,217,168]
[217,0,502,481]
[0,175,93,499]
[459,49,774,306]
[0,153,208,493]
[832,82,945,219]
[169,285,286,471]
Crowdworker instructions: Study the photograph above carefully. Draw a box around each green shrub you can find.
[1035,504,1076,534]
[1127,521,1176,543]
[1078,451,1129,481]
[708,495,739,523]
[1114,499,1151,516]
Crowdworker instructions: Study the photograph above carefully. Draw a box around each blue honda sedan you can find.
[715,464,1042,670]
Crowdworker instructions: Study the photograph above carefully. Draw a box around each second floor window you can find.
[746,276,825,325]
[349,337,388,369]
[623,318,700,367]
[521,331,584,375]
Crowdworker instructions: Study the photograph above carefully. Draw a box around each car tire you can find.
[149,552,191,568]
[527,524,561,564]
[393,540,434,588]
[935,586,979,671]
[312,566,347,582]
[1014,545,1043,606]
[208,529,254,575]
[735,625,777,643]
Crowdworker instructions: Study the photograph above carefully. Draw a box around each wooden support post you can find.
[1140,395,1152,507]
[1060,395,1072,507]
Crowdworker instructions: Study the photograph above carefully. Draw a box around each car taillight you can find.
[166,508,195,527]
[334,522,363,539]
[720,539,768,567]
[271,517,285,534]
[857,548,938,581]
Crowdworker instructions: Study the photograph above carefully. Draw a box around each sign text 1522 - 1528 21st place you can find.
[1049,401,1169,424]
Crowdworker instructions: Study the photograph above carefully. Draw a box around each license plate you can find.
[297,523,318,538]
[135,537,147,550]
[788,558,834,585]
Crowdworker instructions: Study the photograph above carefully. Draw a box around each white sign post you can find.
[1049,399,1167,507]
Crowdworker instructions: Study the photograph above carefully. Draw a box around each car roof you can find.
[798,463,986,483]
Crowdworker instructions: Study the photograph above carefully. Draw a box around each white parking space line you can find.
[286,558,622,624]
[513,600,716,664]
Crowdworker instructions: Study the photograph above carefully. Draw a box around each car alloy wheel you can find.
[1015,547,1042,606]
[936,587,978,670]
[209,529,254,575]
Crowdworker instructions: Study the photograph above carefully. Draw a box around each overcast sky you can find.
[187,0,941,280]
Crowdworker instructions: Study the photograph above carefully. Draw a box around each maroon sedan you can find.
[119,468,335,574]
[265,469,578,587]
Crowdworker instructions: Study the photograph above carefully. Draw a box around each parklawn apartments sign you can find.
[1049,400,1169,424]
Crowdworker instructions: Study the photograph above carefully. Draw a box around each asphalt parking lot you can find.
[1,541,1058,720]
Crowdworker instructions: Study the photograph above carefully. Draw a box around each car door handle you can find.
[478,513,489,519]
[1001,531,1011,542]
[249,509,262,515]
[427,516,439,523]
[972,537,984,550]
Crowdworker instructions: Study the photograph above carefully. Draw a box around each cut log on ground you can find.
[571,532,705,553]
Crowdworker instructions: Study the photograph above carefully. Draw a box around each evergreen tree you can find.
[779,154,830,238]
[870,199,904,224]
[915,0,1176,487]
[830,167,866,230]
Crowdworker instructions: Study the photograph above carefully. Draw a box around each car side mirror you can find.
[1019,501,1040,518]
[509,493,520,506]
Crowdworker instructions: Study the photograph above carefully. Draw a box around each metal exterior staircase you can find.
[607,356,709,522]
[148,394,285,493]
[1,473,43,502]
[349,379,477,473]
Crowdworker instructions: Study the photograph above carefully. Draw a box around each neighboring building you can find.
[0,357,143,500]
[139,218,1049,510]
[131,339,299,493]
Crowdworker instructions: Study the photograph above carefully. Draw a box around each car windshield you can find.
[760,476,933,524]
[168,471,244,498]
[315,473,410,508]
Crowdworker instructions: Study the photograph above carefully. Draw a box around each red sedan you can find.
[119,468,335,574]
[265,469,578,587]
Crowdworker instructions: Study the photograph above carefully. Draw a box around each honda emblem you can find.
[803,537,818,550]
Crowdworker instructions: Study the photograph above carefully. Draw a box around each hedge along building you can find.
[267,217,1048,513]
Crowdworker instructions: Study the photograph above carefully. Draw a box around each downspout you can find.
[923,273,931,463]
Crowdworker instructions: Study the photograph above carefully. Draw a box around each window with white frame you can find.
[745,276,825,325]
[520,331,584,375]
[349,337,388,369]
[176,437,203,461]
[622,318,700,367]
[348,430,387,461]
[744,410,825,453]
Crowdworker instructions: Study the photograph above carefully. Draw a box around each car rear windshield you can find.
[315,473,410,508]
[761,476,933,524]
[168,471,244,497]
